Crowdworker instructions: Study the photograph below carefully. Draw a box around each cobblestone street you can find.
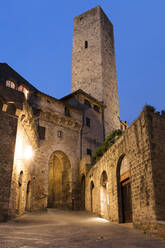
[0,209,165,248]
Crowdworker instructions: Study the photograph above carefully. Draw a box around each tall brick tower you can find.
[71,6,120,136]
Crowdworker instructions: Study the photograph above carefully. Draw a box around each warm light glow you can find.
[15,137,23,158]
[24,146,33,159]
[92,217,109,223]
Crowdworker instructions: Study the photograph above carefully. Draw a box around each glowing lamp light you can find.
[24,146,33,159]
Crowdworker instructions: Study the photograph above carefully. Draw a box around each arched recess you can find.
[117,155,132,223]
[25,181,31,211]
[90,181,94,212]
[48,151,72,209]
[100,171,109,218]
[80,174,85,210]
[0,100,3,111]
[7,102,16,115]
[17,171,23,214]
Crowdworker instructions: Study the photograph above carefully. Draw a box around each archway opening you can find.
[100,171,108,218]
[48,151,72,209]
[0,100,3,110]
[17,171,23,214]
[90,181,94,212]
[25,181,31,211]
[117,155,132,223]
[80,174,85,210]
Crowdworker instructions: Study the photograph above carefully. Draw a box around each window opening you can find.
[85,41,88,49]
[94,105,100,113]
[87,149,92,156]
[65,107,71,117]
[6,80,15,89]
[38,126,46,140]
[86,117,90,127]
[84,99,91,108]
[57,130,63,138]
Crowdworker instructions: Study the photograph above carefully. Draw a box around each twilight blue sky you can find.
[1,0,165,124]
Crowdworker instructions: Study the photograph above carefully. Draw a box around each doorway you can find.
[48,151,72,209]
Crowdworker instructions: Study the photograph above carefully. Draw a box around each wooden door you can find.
[121,178,132,223]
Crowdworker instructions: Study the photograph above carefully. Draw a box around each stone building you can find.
[0,6,164,237]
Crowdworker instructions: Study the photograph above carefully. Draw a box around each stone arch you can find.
[90,181,94,212]
[80,174,85,210]
[25,181,31,211]
[117,154,132,223]
[100,170,109,218]
[48,150,72,209]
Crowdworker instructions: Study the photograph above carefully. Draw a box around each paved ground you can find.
[0,209,165,248]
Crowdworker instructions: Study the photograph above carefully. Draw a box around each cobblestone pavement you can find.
[0,209,165,248]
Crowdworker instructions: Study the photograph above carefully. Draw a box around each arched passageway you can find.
[48,151,72,209]
[80,174,85,210]
[0,100,3,110]
[100,171,109,218]
[25,181,31,211]
[117,155,132,223]
[90,181,94,212]
[17,171,23,214]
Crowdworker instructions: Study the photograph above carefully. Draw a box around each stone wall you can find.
[30,92,82,210]
[0,110,17,221]
[84,108,165,236]
[71,6,120,136]
[62,92,105,158]
[8,103,39,218]
[149,110,165,221]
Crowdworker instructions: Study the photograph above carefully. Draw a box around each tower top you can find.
[74,6,113,27]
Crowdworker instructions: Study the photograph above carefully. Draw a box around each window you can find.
[65,107,70,117]
[93,105,100,113]
[18,85,29,99]
[85,41,88,49]
[38,126,46,140]
[86,117,90,127]
[87,149,92,156]
[84,99,91,108]
[23,87,29,99]
[6,80,15,89]
[57,130,63,138]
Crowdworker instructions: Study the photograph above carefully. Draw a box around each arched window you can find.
[100,170,108,187]
[18,85,29,99]
[6,80,16,89]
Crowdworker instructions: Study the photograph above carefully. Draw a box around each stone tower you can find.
[71,6,120,136]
